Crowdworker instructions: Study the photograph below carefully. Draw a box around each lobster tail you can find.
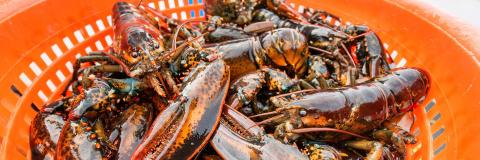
[379,68,431,112]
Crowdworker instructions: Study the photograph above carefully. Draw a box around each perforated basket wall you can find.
[0,0,478,159]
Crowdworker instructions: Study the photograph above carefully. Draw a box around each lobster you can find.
[252,67,430,159]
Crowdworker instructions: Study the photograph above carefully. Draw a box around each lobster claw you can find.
[211,107,308,160]
[30,113,65,160]
[132,60,230,159]
[56,120,105,160]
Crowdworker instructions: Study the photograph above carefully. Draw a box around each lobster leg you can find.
[228,68,300,113]
[383,119,417,144]
[265,0,308,23]
[344,140,384,160]
[372,129,407,156]
[62,55,117,95]
[132,60,230,159]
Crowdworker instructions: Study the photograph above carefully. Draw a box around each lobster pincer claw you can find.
[211,107,308,160]
[132,60,230,159]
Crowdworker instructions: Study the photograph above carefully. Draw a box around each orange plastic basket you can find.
[0,0,479,159]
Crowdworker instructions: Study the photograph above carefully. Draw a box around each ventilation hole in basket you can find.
[390,50,398,60]
[10,85,22,97]
[66,61,73,73]
[95,41,104,50]
[51,44,63,57]
[85,47,93,54]
[96,20,106,31]
[75,53,82,59]
[430,112,441,125]
[15,145,27,157]
[107,15,112,26]
[63,37,74,50]
[85,25,95,36]
[290,3,295,8]
[168,0,176,8]
[56,70,66,82]
[37,90,48,102]
[188,0,193,5]
[199,9,205,17]
[197,0,202,4]
[434,143,446,156]
[334,21,341,27]
[159,1,166,10]
[325,16,332,23]
[297,5,305,13]
[411,142,422,154]
[40,53,53,66]
[190,10,195,17]
[396,58,407,67]
[432,127,444,140]
[171,13,178,19]
[30,103,40,112]
[29,62,42,76]
[19,73,32,87]
[413,127,420,137]
[74,30,85,43]
[178,0,184,7]
[181,11,187,20]
[46,80,57,92]
[148,2,156,9]
[105,35,113,45]
[383,43,389,50]
[425,99,436,112]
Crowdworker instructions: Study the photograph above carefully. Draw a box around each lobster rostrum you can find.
[252,67,430,158]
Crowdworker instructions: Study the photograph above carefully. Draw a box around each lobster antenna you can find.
[308,46,333,55]
[137,0,144,8]
[162,32,209,63]
[291,128,370,139]
[247,114,284,129]
[272,88,319,98]
[171,20,209,50]
[347,30,373,41]
[248,110,281,118]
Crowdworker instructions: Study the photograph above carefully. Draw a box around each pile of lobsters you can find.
[30,1,431,159]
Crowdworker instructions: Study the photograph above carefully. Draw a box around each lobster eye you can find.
[131,51,139,58]
[299,109,307,116]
